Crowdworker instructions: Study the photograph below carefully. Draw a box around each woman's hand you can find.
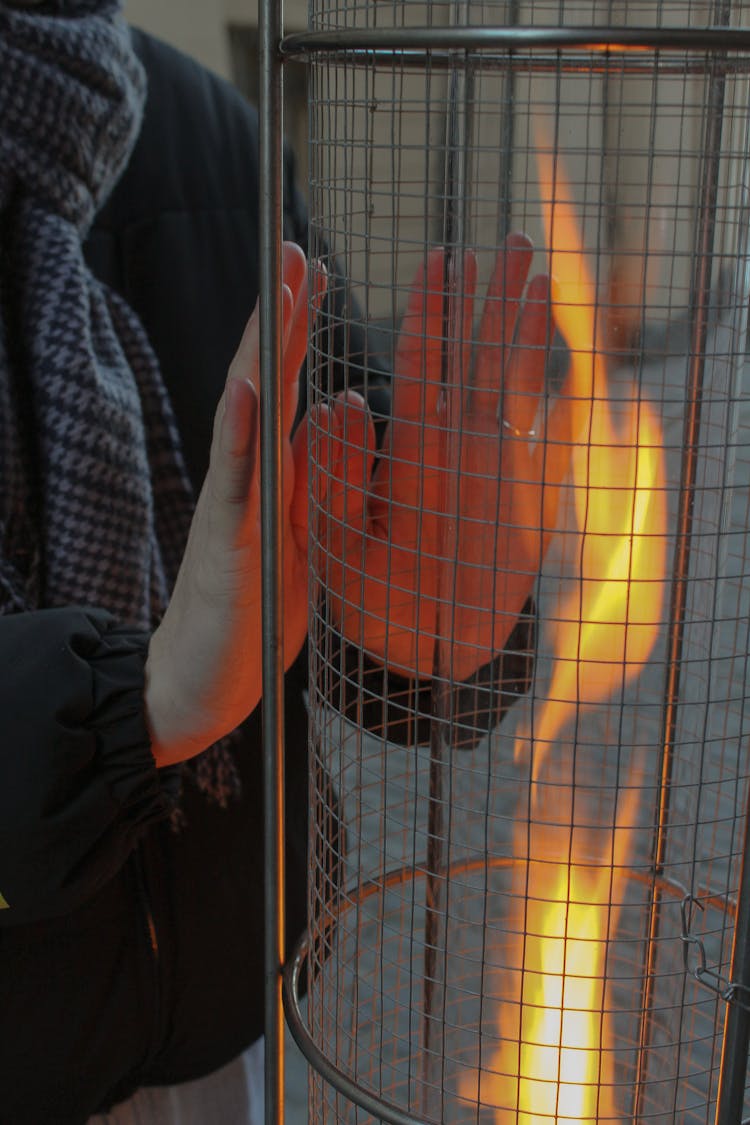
[144,243,321,767]
[322,234,570,681]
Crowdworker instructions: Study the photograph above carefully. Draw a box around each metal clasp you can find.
[680,894,750,1014]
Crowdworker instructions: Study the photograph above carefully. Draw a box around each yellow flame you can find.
[461,783,639,1123]
[505,864,614,1123]
[461,150,667,1120]
[516,149,667,779]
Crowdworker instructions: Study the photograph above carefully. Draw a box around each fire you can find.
[460,154,667,1120]
[516,150,667,780]
[520,390,666,780]
[461,793,638,1123]
[485,860,616,1122]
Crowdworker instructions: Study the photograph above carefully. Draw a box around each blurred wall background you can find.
[124,0,308,80]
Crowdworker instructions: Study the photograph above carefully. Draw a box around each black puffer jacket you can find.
[0,29,531,1124]
[0,31,322,1123]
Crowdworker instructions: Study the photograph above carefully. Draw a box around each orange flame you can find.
[512,866,615,1122]
[460,788,638,1123]
[516,149,667,780]
[461,152,667,1120]
[483,865,616,1123]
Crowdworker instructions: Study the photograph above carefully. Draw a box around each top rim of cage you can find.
[281,24,750,72]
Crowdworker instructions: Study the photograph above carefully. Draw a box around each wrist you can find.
[144,624,205,768]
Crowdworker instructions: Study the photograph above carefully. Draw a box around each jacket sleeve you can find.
[327,598,536,750]
[0,607,180,925]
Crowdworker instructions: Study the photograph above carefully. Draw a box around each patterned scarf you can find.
[0,0,240,804]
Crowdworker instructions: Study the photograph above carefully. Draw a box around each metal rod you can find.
[633,33,729,1121]
[259,0,285,1119]
[421,30,475,1116]
[420,722,447,1114]
[284,935,430,1125]
[715,93,750,1122]
[657,35,728,908]
[714,738,750,1123]
[498,0,520,242]
[283,50,748,79]
[281,25,750,56]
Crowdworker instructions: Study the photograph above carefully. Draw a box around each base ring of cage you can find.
[283,935,426,1125]
[283,856,735,1123]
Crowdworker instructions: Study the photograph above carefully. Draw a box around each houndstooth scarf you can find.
[0,0,240,804]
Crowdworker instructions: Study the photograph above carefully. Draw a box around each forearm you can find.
[144,597,264,770]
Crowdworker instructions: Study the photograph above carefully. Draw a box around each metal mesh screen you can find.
[295,3,750,1121]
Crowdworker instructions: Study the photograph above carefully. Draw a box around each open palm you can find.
[321,234,569,681]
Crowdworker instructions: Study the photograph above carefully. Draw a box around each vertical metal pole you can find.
[421,21,474,1115]
[716,752,750,1124]
[498,0,519,242]
[259,0,285,1122]
[715,94,750,1120]
[633,16,729,1117]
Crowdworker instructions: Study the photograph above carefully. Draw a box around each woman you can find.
[0,3,558,1121]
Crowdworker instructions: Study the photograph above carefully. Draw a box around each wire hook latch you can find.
[680,894,750,1013]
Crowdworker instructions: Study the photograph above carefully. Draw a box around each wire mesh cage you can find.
[280,2,750,1121]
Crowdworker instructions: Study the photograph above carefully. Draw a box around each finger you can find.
[446,249,478,432]
[227,298,260,393]
[392,249,448,429]
[532,392,574,493]
[283,244,310,385]
[284,258,329,440]
[282,284,307,439]
[282,241,307,305]
[227,243,306,399]
[310,402,344,576]
[290,402,334,551]
[534,440,569,540]
[502,272,552,437]
[281,242,307,442]
[391,249,475,465]
[310,258,328,317]
[227,283,292,401]
[328,390,375,531]
[211,378,260,541]
[473,232,534,420]
[289,411,309,550]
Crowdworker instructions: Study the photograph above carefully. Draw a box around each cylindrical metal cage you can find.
[278,3,750,1122]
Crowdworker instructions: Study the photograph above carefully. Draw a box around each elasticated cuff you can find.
[0,607,179,924]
